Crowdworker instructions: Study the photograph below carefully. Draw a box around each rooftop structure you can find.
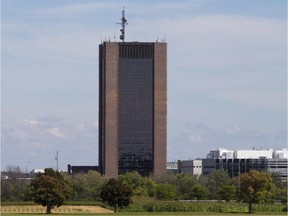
[207,148,287,159]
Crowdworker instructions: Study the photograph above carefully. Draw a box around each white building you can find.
[207,148,234,159]
[273,148,288,159]
[31,169,45,174]
[234,149,274,159]
[207,148,285,159]
[166,162,178,174]
[204,148,287,180]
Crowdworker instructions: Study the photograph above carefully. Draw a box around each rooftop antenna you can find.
[117,7,128,42]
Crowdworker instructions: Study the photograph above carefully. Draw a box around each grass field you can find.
[0,205,287,216]
[1,213,287,216]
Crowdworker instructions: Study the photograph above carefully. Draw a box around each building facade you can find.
[203,148,288,180]
[99,42,167,177]
[167,161,179,174]
[178,160,202,176]
[67,164,99,176]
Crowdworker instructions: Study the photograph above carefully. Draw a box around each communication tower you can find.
[117,8,128,42]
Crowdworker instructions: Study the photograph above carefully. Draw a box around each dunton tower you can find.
[98,10,167,177]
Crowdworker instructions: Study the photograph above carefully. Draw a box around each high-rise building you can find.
[98,42,167,177]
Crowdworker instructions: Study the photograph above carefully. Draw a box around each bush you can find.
[125,199,286,213]
[155,184,177,200]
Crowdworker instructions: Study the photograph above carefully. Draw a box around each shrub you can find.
[125,199,286,213]
[155,184,177,200]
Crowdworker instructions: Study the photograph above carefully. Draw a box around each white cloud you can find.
[189,134,204,143]
[33,2,120,15]
[74,124,86,132]
[45,128,66,139]
[132,14,285,68]
[21,119,40,127]
[224,124,241,135]
[168,122,286,161]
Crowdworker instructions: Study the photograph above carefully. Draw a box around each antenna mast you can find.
[117,7,128,42]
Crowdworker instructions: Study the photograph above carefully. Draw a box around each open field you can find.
[0,205,113,214]
[0,205,287,216]
[1,213,287,216]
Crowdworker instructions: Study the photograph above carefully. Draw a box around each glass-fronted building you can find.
[99,42,167,177]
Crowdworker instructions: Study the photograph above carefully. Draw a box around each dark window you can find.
[118,48,154,176]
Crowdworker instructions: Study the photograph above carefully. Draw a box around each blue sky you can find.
[1,0,287,171]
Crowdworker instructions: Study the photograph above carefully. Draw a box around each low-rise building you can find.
[179,160,202,176]
[166,161,179,174]
[203,148,287,180]
[67,164,99,175]
[234,149,274,159]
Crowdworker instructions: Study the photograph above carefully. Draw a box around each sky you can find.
[1,0,287,171]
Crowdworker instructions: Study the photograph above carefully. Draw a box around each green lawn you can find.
[1,213,287,216]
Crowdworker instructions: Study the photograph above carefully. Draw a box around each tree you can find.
[174,173,198,200]
[205,169,232,199]
[219,185,236,202]
[68,171,108,201]
[100,178,132,212]
[190,185,209,201]
[155,173,178,185]
[118,171,157,196]
[238,170,275,214]
[155,183,177,200]
[28,168,71,214]
[271,172,287,204]
[155,173,199,200]
[1,166,30,201]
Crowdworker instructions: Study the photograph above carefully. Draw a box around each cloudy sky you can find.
[1,0,287,171]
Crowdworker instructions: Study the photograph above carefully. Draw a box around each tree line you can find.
[1,166,287,214]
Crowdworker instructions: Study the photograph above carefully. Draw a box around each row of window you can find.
[119,44,154,59]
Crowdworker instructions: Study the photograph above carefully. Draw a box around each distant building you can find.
[234,149,274,159]
[203,148,287,180]
[67,164,99,175]
[267,159,288,180]
[202,159,217,175]
[166,161,179,174]
[98,42,167,177]
[273,149,288,159]
[207,148,234,159]
[207,148,287,160]
[178,160,202,176]
[31,169,45,174]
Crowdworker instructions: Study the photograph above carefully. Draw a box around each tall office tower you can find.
[98,42,167,177]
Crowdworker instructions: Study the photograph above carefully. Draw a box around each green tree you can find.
[119,171,157,196]
[155,183,177,200]
[271,172,287,204]
[190,185,209,201]
[28,168,71,214]
[238,170,275,214]
[68,171,108,201]
[100,178,132,212]
[205,169,232,199]
[155,173,178,185]
[219,185,236,201]
[175,173,198,200]
[1,166,30,201]
[155,173,199,200]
